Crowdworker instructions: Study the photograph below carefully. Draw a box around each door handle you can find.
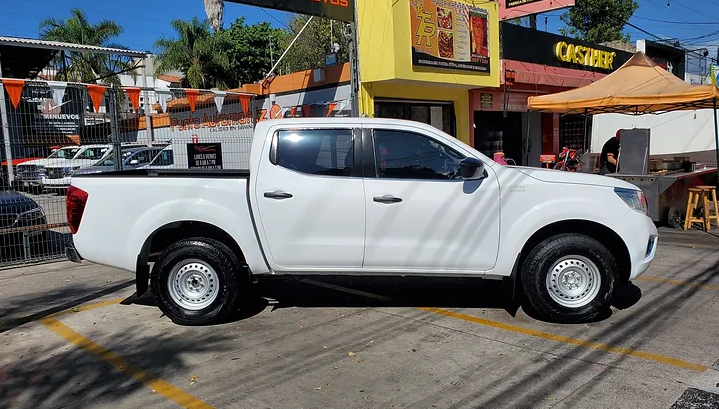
[373,194,402,204]
[264,190,293,200]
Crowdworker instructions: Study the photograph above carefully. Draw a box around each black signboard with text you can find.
[187,143,223,170]
[501,23,633,73]
[8,83,85,140]
[224,0,354,22]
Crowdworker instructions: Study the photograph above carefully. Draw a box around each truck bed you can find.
[73,168,250,178]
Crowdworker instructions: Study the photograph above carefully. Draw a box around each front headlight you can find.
[614,187,648,214]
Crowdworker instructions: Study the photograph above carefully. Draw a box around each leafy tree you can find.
[560,0,639,43]
[219,17,286,85]
[39,8,136,87]
[153,17,231,89]
[281,15,350,73]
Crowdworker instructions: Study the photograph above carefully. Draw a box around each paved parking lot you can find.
[1,227,719,409]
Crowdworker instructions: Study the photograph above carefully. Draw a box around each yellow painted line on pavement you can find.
[46,298,126,319]
[39,317,215,409]
[419,307,708,372]
[636,275,719,291]
[300,279,709,372]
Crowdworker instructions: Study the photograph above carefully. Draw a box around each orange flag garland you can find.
[86,84,106,113]
[239,94,251,115]
[185,89,199,112]
[326,102,338,117]
[1,78,25,109]
[124,87,141,111]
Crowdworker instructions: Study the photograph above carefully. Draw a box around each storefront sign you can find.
[225,0,354,22]
[554,41,616,70]
[410,0,491,73]
[501,23,632,73]
[187,142,223,169]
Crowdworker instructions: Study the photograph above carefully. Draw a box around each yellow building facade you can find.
[357,0,500,144]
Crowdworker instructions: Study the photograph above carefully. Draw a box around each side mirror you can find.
[129,159,139,165]
[459,157,485,180]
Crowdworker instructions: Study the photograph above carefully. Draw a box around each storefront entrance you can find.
[374,99,456,137]
[473,111,524,164]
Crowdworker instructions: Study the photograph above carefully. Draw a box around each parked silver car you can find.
[72,147,164,176]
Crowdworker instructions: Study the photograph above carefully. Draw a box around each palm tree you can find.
[39,8,136,87]
[154,17,231,89]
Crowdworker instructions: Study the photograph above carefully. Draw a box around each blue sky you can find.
[1,0,719,53]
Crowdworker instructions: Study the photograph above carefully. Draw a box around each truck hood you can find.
[46,159,98,169]
[17,158,60,167]
[508,166,640,190]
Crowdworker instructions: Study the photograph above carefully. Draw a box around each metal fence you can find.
[0,79,352,268]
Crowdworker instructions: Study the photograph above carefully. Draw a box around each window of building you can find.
[374,100,456,137]
[372,129,465,180]
[274,129,354,177]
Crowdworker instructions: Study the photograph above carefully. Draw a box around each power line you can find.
[632,15,719,25]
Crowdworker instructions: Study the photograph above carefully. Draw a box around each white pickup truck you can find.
[66,118,658,325]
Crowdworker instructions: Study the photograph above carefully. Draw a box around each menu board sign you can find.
[410,0,491,73]
[187,143,223,169]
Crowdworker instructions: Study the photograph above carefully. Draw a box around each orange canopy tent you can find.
[527,51,719,115]
[527,51,719,172]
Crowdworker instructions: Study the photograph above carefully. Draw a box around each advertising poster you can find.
[410,0,491,73]
[187,143,223,169]
[13,84,84,139]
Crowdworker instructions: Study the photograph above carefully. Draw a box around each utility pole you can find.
[529,14,537,29]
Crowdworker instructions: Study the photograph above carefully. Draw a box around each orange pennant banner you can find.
[2,78,25,109]
[87,84,106,113]
[302,105,311,117]
[124,87,141,111]
[185,89,199,112]
[290,106,297,117]
[326,102,338,117]
[68,135,81,145]
[239,94,251,115]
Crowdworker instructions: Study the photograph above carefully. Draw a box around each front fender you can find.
[491,190,631,276]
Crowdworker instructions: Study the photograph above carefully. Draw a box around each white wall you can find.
[591,110,717,158]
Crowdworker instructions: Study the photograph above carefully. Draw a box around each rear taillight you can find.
[66,185,89,234]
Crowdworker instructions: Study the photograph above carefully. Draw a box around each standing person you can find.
[599,130,621,175]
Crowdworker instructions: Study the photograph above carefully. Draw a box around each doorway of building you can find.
[374,99,456,137]
[474,111,523,164]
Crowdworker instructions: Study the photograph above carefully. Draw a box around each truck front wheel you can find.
[520,233,616,323]
[151,237,245,325]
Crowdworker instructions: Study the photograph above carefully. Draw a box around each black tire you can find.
[666,206,683,229]
[520,233,616,323]
[150,237,246,326]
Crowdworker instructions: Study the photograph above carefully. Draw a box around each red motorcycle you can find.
[553,147,582,172]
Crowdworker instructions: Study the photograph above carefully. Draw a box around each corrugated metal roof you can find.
[0,36,149,57]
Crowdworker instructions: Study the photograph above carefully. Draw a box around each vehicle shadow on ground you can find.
[131,275,642,325]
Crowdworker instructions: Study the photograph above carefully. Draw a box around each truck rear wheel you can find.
[151,237,246,326]
[520,233,616,323]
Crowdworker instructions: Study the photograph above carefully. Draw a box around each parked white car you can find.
[66,118,658,326]
[42,145,112,191]
[14,146,82,191]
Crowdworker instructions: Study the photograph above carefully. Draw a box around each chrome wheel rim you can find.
[545,255,601,309]
[167,259,218,310]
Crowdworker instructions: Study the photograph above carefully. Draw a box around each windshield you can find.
[150,149,173,166]
[47,148,80,159]
[76,147,110,161]
[97,150,134,167]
